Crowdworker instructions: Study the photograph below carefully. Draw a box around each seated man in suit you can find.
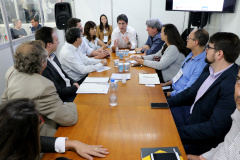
[136,18,164,55]
[187,68,240,160]
[163,29,208,98]
[59,27,107,84]
[111,14,137,51]
[35,26,78,102]
[1,40,78,137]
[167,32,240,155]
[67,18,109,59]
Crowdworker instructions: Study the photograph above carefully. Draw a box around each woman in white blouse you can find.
[83,21,107,51]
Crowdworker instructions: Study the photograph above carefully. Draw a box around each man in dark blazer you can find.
[35,27,79,102]
[167,32,240,155]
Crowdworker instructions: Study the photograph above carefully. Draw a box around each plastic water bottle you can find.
[109,78,117,106]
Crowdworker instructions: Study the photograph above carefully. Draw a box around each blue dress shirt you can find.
[144,33,164,55]
[171,51,207,97]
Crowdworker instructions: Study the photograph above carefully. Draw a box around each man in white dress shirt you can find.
[111,14,137,51]
[59,27,107,84]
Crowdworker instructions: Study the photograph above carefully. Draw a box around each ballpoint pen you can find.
[173,148,181,160]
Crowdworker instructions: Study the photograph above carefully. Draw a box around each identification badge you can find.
[103,36,108,43]
[172,69,183,83]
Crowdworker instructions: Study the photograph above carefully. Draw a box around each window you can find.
[0,7,8,43]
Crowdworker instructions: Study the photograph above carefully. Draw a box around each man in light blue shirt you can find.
[162,29,209,97]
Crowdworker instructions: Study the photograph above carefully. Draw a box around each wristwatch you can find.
[127,41,131,45]
[141,49,146,53]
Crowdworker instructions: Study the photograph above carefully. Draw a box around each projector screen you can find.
[166,0,236,13]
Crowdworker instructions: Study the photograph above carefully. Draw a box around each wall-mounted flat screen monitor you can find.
[166,0,236,13]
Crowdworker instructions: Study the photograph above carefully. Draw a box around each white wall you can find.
[0,46,14,103]
[75,0,189,47]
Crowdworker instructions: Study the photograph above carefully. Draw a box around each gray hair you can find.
[14,40,47,74]
[146,18,162,32]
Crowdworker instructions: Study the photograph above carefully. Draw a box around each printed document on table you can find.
[111,73,131,80]
[97,66,111,72]
[83,77,109,83]
[139,73,160,85]
[76,83,109,94]
[129,50,136,54]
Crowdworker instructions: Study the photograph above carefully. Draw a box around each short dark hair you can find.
[0,98,40,160]
[31,17,39,22]
[209,32,240,63]
[117,14,128,23]
[193,29,209,47]
[83,21,96,41]
[35,26,54,48]
[14,40,47,74]
[65,27,82,44]
[67,18,81,28]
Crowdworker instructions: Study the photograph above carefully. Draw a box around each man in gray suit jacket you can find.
[1,40,78,137]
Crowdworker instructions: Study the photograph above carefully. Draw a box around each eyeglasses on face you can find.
[186,36,195,41]
[205,44,219,51]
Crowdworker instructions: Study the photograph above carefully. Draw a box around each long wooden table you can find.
[42,51,187,160]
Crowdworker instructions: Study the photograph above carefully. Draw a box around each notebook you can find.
[141,147,182,160]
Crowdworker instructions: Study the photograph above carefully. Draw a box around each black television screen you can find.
[166,0,236,13]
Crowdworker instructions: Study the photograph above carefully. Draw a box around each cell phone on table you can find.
[151,103,169,109]
[136,51,141,54]
[132,64,142,67]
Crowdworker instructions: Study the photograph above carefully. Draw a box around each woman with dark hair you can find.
[135,23,188,83]
[11,19,27,39]
[83,21,107,51]
[0,98,40,160]
[96,14,113,47]
[0,99,109,160]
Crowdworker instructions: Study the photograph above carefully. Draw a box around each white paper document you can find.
[97,66,111,72]
[130,60,137,64]
[76,83,109,94]
[83,77,109,83]
[139,73,160,85]
[111,73,131,80]
[129,50,136,54]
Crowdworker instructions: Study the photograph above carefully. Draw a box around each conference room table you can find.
[42,50,187,160]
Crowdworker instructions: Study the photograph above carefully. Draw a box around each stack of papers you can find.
[76,77,110,94]
[111,73,131,80]
[97,66,111,72]
[83,77,109,83]
[139,73,160,85]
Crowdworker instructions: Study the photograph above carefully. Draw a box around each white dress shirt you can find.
[59,42,103,81]
[47,53,71,87]
[111,26,137,49]
[55,137,68,153]
[83,36,101,50]
[79,40,94,56]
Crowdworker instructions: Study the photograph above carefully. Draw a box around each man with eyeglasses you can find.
[162,29,208,98]
[167,32,240,155]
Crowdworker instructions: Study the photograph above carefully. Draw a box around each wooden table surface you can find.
[42,51,187,160]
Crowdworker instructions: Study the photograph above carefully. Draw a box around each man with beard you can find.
[187,68,240,160]
[167,32,240,155]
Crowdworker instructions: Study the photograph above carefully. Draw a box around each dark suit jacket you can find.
[168,64,239,154]
[42,55,77,102]
[41,136,57,153]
